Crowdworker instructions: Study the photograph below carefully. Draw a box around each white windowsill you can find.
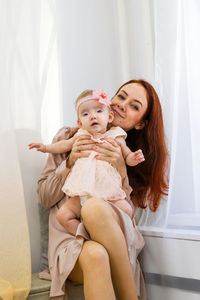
[138,213,200,241]
[138,226,200,241]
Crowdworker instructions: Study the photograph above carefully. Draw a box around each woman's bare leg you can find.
[68,241,116,300]
[81,198,138,300]
[56,196,81,235]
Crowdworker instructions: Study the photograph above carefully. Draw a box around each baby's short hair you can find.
[75,90,93,107]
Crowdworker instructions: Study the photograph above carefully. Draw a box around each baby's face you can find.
[77,100,114,134]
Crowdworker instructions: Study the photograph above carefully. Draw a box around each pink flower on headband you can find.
[92,90,111,106]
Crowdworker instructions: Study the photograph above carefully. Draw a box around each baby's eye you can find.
[82,112,88,116]
[117,94,125,100]
[130,104,139,111]
[97,109,103,113]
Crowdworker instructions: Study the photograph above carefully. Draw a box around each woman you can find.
[38,79,168,300]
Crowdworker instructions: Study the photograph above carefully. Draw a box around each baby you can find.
[29,90,144,235]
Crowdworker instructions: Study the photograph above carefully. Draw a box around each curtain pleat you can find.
[138,0,200,229]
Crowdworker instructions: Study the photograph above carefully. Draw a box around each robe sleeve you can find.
[37,126,78,208]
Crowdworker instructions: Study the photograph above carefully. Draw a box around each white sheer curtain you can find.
[0,0,61,276]
[138,0,200,230]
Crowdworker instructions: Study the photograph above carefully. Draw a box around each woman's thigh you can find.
[68,199,121,283]
[81,197,120,227]
[68,240,110,283]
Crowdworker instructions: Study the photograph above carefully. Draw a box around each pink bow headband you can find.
[76,90,111,112]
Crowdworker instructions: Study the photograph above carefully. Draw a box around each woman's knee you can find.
[79,241,109,270]
[81,198,118,229]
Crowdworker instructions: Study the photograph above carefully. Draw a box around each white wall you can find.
[125,0,154,81]
[56,0,123,127]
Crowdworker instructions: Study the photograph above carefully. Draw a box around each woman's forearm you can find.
[38,173,64,208]
[37,127,78,208]
[37,160,70,208]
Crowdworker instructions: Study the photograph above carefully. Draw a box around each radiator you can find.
[138,228,200,300]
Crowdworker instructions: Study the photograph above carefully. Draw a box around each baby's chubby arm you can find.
[115,137,145,167]
[29,135,76,154]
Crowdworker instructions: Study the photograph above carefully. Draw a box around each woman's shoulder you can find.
[52,126,79,143]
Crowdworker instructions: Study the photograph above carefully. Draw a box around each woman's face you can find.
[111,83,148,132]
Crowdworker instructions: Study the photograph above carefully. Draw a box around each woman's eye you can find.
[97,109,102,113]
[117,94,125,100]
[130,104,139,111]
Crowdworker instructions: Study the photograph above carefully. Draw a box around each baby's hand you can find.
[28,143,46,153]
[126,149,145,166]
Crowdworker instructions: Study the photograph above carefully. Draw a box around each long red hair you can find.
[115,80,169,211]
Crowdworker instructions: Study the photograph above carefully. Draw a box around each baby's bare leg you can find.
[111,199,133,218]
[56,196,81,235]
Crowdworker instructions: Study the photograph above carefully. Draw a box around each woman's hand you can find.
[94,138,127,181]
[67,135,96,168]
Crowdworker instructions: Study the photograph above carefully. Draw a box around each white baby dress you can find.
[62,126,127,203]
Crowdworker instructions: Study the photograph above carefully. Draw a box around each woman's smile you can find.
[111,106,125,118]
